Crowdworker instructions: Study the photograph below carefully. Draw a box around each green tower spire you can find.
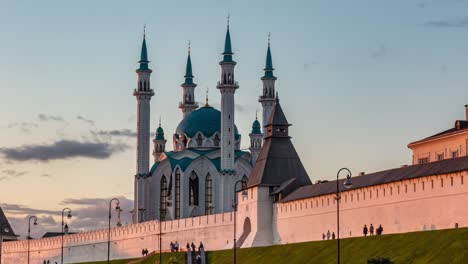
[138,27,150,71]
[222,15,234,62]
[263,33,275,78]
[184,41,194,85]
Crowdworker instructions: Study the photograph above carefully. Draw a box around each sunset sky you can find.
[1,0,468,238]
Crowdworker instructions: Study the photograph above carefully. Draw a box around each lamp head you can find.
[115,202,121,211]
[343,174,353,189]
[241,189,248,197]
[67,211,72,219]
[2,226,9,233]
[33,220,38,226]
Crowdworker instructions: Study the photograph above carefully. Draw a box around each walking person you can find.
[377,225,383,235]
[326,230,331,240]
[175,241,179,252]
[141,248,145,256]
[186,242,190,252]
[370,224,374,236]
[332,232,336,240]
[363,224,368,237]
[322,233,326,240]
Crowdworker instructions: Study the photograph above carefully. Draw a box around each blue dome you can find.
[176,106,240,139]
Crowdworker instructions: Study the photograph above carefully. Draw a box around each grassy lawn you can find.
[77,228,468,264]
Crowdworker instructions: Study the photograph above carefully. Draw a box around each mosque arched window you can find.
[175,169,181,219]
[213,134,220,147]
[196,134,203,147]
[205,174,213,215]
[189,172,199,206]
[160,175,167,220]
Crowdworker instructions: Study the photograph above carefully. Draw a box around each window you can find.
[205,174,213,215]
[160,175,168,220]
[213,134,220,147]
[196,134,203,146]
[462,176,464,185]
[418,157,429,164]
[413,183,416,192]
[189,172,199,206]
[398,185,400,194]
[441,178,444,188]
[422,181,425,191]
[390,187,393,195]
[452,150,459,158]
[175,169,181,219]
[405,184,408,193]
[431,180,434,189]
[451,177,454,186]
[437,153,444,161]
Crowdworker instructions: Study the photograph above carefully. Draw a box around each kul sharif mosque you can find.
[132,21,284,223]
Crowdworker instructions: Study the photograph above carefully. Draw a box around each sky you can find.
[0,0,468,238]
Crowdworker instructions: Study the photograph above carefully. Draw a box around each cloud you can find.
[77,116,95,126]
[92,129,137,137]
[371,44,389,59]
[1,197,134,238]
[424,17,468,28]
[0,140,129,162]
[38,114,67,123]
[40,173,53,178]
[6,122,38,134]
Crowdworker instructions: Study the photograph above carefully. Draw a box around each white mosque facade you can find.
[133,25,266,223]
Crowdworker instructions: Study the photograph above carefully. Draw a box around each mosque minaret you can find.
[133,30,154,223]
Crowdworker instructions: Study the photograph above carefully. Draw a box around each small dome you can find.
[176,105,240,139]
[155,126,165,140]
[251,119,261,134]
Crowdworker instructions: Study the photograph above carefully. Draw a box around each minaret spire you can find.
[134,28,154,223]
[179,41,198,118]
[217,17,239,174]
[259,32,278,138]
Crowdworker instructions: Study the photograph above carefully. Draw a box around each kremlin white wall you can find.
[273,171,468,244]
[2,171,467,263]
[1,212,235,263]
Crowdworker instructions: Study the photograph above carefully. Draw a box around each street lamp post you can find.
[61,208,72,264]
[27,216,38,264]
[232,180,247,264]
[107,198,121,264]
[336,168,352,264]
[159,206,166,264]
[0,223,10,264]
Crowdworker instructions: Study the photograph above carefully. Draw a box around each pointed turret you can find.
[263,42,275,78]
[179,42,198,118]
[138,33,150,71]
[259,33,278,138]
[222,27,234,62]
[249,113,263,166]
[153,119,167,162]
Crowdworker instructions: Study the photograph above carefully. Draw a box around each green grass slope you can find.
[77,228,468,264]
[207,228,468,264]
